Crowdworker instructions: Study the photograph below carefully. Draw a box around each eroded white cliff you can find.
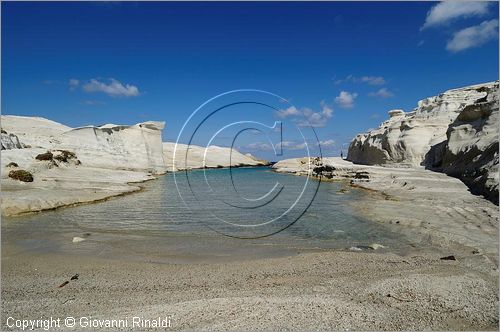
[347,81,499,203]
[163,142,268,171]
[1,115,167,216]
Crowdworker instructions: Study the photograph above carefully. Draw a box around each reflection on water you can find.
[2,167,412,262]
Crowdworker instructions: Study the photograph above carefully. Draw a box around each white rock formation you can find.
[429,83,499,202]
[1,115,71,148]
[347,81,499,203]
[348,82,498,166]
[163,142,268,171]
[60,122,167,174]
[1,115,167,174]
[1,115,167,216]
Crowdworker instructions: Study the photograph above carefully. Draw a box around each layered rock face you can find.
[1,116,167,174]
[61,122,167,174]
[429,83,499,203]
[1,131,25,150]
[347,81,499,203]
[163,142,268,171]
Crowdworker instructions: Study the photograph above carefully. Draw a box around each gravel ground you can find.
[2,245,498,331]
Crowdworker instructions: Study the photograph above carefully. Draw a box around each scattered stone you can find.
[354,171,370,179]
[58,281,69,288]
[440,255,456,261]
[35,151,53,161]
[349,246,362,251]
[72,237,85,243]
[6,162,19,168]
[313,165,335,175]
[8,169,33,182]
[368,243,386,250]
[53,150,77,163]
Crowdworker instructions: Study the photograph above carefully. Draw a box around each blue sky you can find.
[2,1,499,161]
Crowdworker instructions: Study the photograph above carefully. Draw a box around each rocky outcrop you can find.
[427,83,499,203]
[1,115,167,216]
[1,131,25,150]
[1,115,71,148]
[1,116,167,174]
[163,142,268,171]
[347,81,499,203]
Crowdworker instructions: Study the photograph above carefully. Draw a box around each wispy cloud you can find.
[243,138,335,152]
[83,100,106,106]
[275,141,307,151]
[334,74,356,85]
[335,91,357,108]
[319,139,335,148]
[244,142,274,151]
[446,19,499,53]
[69,78,80,91]
[42,80,57,85]
[276,101,333,127]
[360,76,386,86]
[334,75,386,86]
[369,88,394,98]
[81,78,140,97]
[421,1,491,30]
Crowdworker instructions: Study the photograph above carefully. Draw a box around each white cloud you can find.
[275,102,333,128]
[82,78,140,97]
[446,19,499,52]
[421,1,491,29]
[369,88,394,98]
[275,106,301,119]
[335,91,357,108]
[360,76,386,85]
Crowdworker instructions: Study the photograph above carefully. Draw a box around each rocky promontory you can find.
[347,81,499,203]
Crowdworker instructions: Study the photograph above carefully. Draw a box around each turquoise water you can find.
[2,167,412,261]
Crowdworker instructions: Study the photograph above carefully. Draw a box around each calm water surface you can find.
[2,167,413,262]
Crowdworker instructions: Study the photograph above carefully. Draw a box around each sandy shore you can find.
[1,242,498,331]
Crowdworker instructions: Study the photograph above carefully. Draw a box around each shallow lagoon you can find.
[2,167,413,262]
